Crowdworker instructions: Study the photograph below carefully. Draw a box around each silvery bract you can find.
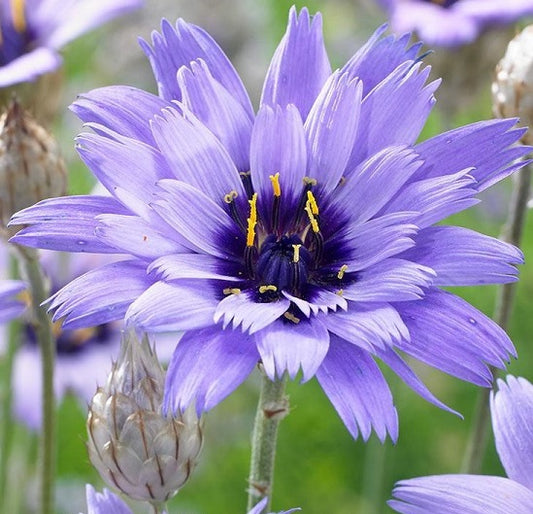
[87,330,202,503]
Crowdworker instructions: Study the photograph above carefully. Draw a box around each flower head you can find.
[0,277,24,321]
[389,375,533,513]
[0,0,142,87]
[377,0,533,47]
[9,7,530,441]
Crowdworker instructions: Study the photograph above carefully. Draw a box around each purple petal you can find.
[0,47,61,87]
[415,119,530,191]
[382,169,478,227]
[282,288,347,318]
[10,195,129,253]
[163,326,258,415]
[41,0,142,49]
[148,254,241,282]
[48,260,152,329]
[458,0,533,24]
[250,104,307,214]
[341,26,422,97]
[177,59,253,171]
[376,346,460,416]
[491,376,533,490]
[255,318,330,382]
[316,335,398,442]
[401,226,523,286]
[71,86,171,146]
[328,212,419,270]
[389,475,533,514]
[214,290,290,334]
[140,18,253,113]
[350,62,438,168]
[342,258,435,302]
[395,289,515,387]
[328,146,423,224]
[95,214,187,259]
[152,180,244,259]
[0,280,26,323]
[321,303,409,353]
[85,484,133,514]
[150,107,246,208]
[126,280,219,332]
[261,6,331,119]
[304,72,362,194]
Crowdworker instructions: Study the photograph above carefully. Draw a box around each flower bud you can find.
[87,330,203,504]
[0,100,67,235]
[492,25,533,144]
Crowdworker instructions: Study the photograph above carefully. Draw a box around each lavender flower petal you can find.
[491,376,533,490]
[316,336,398,442]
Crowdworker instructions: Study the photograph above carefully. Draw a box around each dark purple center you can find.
[0,7,34,66]
[423,0,459,7]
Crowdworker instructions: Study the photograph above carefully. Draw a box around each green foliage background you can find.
[3,1,533,512]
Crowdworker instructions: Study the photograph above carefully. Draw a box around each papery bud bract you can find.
[492,25,533,144]
[0,100,66,234]
[87,330,203,504]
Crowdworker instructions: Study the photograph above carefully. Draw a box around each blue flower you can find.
[376,0,533,47]
[0,0,142,87]
[0,278,25,321]
[10,7,530,441]
[389,375,533,513]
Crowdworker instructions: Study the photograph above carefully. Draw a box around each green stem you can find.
[461,163,531,474]
[246,372,289,512]
[149,501,168,514]
[0,255,21,506]
[14,245,56,514]
[362,437,387,514]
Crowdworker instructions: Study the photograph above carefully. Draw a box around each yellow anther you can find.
[283,311,301,324]
[259,285,278,294]
[223,287,241,295]
[292,244,301,263]
[16,289,31,307]
[337,264,348,280]
[303,177,317,186]
[306,190,319,215]
[246,193,258,246]
[304,200,320,233]
[11,0,26,33]
[71,327,98,346]
[337,289,344,297]
[269,172,281,197]
[224,190,238,203]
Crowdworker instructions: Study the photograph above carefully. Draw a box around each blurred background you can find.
[3,0,533,512]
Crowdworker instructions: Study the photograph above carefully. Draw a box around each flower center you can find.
[256,234,311,296]
[0,0,31,66]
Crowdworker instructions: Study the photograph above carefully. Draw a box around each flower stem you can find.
[14,245,56,514]
[247,371,289,512]
[0,255,21,505]
[149,501,168,514]
[461,163,531,474]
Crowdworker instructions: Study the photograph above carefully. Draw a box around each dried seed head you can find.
[87,330,203,504]
[0,99,67,236]
[492,25,533,144]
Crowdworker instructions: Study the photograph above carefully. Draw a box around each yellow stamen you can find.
[292,244,301,263]
[11,0,26,33]
[246,193,258,246]
[303,177,317,187]
[224,190,238,203]
[259,285,278,294]
[71,327,98,346]
[269,172,281,197]
[283,311,300,324]
[223,287,241,295]
[337,264,348,280]
[304,200,320,233]
[16,289,31,307]
[51,319,63,338]
[337,289,344,296]
[306,190,319,215]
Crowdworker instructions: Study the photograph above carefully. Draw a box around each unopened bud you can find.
[0,100,67,235]
[87,331,203,504]
[492,25,533,144]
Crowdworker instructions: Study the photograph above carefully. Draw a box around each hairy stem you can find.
[15,245,56,514]
[461,163,531,474]
[247,371,289,512]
